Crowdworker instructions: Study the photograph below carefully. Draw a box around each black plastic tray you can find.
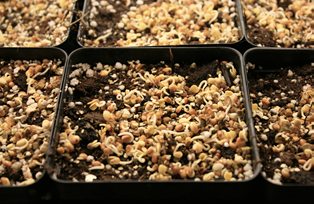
[46,47,261,200]
[0,47,67,203]
[243,47,314,203]
[51,1,79,53]
[239,1,314,49]
[77,0,247,52]
[0,1,76,52]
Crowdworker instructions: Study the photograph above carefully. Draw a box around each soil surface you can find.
[0,58,63,185]
[79,0,240,47]
[54,59,253,181]
[247,63,314,184]
[0,0,74,47]
[242,0,314,48]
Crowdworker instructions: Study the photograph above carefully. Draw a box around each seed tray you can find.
[244,47,314,202]
[0,0,76,49]
[77,0,246,50]
[46,47,261,200]
[241,0,314,48]
[0,47,67,203]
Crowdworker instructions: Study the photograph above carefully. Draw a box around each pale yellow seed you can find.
[103,110,111,121]
[173,151,183,159]
[225,91,233,96]
[138,22,147,31]
[158,164,168,174]
[224,171,232,181]
[16,138,28,147]
[42,119,50,129]
[203,172,214,181]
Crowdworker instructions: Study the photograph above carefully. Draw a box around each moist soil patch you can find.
[79,0,240,47]
[247,63,314,184]
[54,59,253,182]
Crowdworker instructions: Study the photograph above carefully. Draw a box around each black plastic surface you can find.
[55,1,82,54]
[46,47,261,200]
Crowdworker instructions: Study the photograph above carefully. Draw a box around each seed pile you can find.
[247,63,313,184]
[54,59,254,182]
[0,58,64,186]
[242,0,314,48]
[0,0,75,47]
[79,0,240,47]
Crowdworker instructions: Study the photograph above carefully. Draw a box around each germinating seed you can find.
[242,0,314,48]
[79,0,240,47]
[0,0,75,47]
[0,58,64,186]
[54,59,254,181]
[247,62,313,184]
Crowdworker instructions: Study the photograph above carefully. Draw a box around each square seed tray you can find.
[77,0,246,51]
[241,0,314,48]
[0,0,76,49]
[0,47,67,203]
[244,47,314,202]
[47,47,261,200]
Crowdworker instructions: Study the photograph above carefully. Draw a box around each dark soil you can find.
[277,0,292,10]
[247,63,314,184]
[79,0,156,47]
[14,70,28,92]
[243,0,314,48]
[79,0,239,46]
[245,23,277,47]
[0,59,62,185]
[55,60,248,181]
